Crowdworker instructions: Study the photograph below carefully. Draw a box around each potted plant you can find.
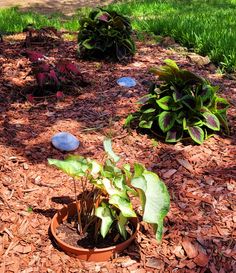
[125,59,230,144]
[48,139,170,261]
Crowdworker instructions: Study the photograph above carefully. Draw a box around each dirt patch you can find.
[0,0,117,15]
[0,34,235,272]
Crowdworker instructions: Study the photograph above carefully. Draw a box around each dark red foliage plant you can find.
[24,50,86,99]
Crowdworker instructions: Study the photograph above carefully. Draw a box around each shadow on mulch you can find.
[33,207,58,218]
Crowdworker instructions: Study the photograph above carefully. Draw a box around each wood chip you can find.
[177,158,193,172]
[163,169,177,178]
[182,238,198,258]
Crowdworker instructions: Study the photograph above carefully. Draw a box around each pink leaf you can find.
[99,13,109,22]
[49,70,59,85]
[66,63,81,75]
[38,63,50,72]
[59,76,66,82]
[25,50,45,62]
[27,94,34,103]
[56,91,64,99]
[36,72,47,87]
[55,62,67,73]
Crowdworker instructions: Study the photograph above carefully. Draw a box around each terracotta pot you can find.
[50,202,139,262]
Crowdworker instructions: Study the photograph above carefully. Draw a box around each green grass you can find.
[108,0,236,72]
[0,7,79,33]
[1,1,236,71]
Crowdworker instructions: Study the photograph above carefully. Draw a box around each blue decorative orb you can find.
[117,77,136,88]
[51,132,80,152]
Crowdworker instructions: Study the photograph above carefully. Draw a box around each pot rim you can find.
[50,202,139,253]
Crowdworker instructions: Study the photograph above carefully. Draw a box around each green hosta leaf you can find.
[103,139,120,163]
[139,120,153,129]
[158,112,175,132]
[125,114,134,127]
[164,59,179,71]
[203,112,220,131]
[142,108,156,114]
[187,126,204,144]
[117,212,128,239]
[215,112,229,134]
[95,202,113,238]
[123,38,135,53]
[173,90,183,102]
[197,84,213,102]
[156,96,174,110]
[131,169,170,242]
[109,195,136,218]
[82,39,94,49]
[48,156,88,177]
[165,128,183,143]
[215,97,230,110]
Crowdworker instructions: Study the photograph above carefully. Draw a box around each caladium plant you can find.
[78,8,135,61]
[48,139,170,242]
[126,59,230,144]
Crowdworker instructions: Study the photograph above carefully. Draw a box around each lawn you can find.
[1,0,236,71]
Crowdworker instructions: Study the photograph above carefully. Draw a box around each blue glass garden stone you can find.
[51,132,80,152]
[117,77,136,88]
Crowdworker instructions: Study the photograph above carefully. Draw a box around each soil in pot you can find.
[56,214,135,249]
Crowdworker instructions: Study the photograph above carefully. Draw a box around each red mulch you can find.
[0,34,235,273]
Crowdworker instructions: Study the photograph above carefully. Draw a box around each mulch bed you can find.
[0,34,235,273]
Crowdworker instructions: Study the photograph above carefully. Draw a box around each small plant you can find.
[25,50,86,97]
[126,59,230,144]
[48,139,170,243]
[78,8,135,61]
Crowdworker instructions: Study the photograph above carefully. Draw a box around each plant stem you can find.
[73,178,82,234]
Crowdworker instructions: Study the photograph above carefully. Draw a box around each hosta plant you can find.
[78,8,135,61]
[126,59,230,144]
[48,139,170,243]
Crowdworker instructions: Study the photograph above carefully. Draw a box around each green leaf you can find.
[156,96,174,110]
[131,170,170,242]
[117,212,128,239]
[48,156,88,177]
[95,202,113,238]
[82,39,94,49]
[109,195,136,218]
[215,112,229,134]
[125,114,134,127]
[164,59,179,71]
[103,139,120,163]
[88,159,101,177]
[165,128,183,142]
[142,108,156,114]
[203,112,220,131]
[187,126,204,144]
[158,111,175,132]
[139,120,153,129]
